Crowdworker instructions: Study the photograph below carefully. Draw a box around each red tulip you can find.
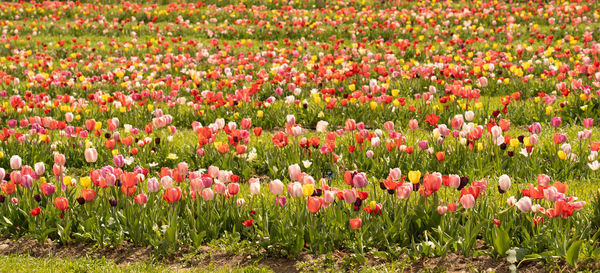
[272,131,289,148]
[227,183,240,195]
[30,207,41,216]
[349,217,362,229]
[242,219,254,227]
[307,197,323,213]
[134,193,148,204]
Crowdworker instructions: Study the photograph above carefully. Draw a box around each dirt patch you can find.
[0,236,567,272]
[411,253,510,273]
[0,237,153,265]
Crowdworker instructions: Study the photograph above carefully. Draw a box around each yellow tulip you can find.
[408,171,421,184]
[80,176,91,188]
[302,184,315,197]
[63,176,73,187]
[558,151,566,160]
[369,200,377,210]
[369,101,377,110]
[509,138,519,147]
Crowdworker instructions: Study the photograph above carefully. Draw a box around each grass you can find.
[0,255,273,273]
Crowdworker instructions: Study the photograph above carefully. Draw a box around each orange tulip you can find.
[1,182,16,195]
[81,189,96,202]
[436,152,445,162]
[163,187,182,203]
[54,197,69,210]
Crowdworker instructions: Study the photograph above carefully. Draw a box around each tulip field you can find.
[3,0,600,272]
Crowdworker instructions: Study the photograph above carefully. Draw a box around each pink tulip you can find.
[275,196,287,207]
[418,141,428,150]
[528,122,541,134]
[288,164,301,181]
[34,162,45,176]
[478,76,488,87]
[213,182,226,195]
[343,189,357,203]
[52,164,65,178]
[208,166,219,178]
[113,155,124,168]
[437,205,448,215]
[460,194,475,209]
[147,178,160,192]
[240,118,252,129]
[10,171,22,185]
[397,183,413,199]
[201,177,213,188]
[529,134,539,145]
[323,190,336,204]
[424,172,442,192]
[389,168,402,181]
[370,137,381,147]
[84,148,98,163]
[9,155,21,170]
[465,111,474,121]
[352,172,368,188]
[302,175,315,185]
[551,117,562,128]
[269,179,284,195]
[21,175,33,188]
[344,119,356,131]
[583,118,594,128]
[190,178,203,192]
[408,119,419,130]
[498,175,511,193]
[515,197,532,213]
[54,153,66,166]
[571,201,586,210]
[357,122,365,130]
[249,182,261,195]
[161,176,173,189]
[383,121,395,131]
[537,174,550,187]
[177,162,188,177]
[201,188,214,201]
[41,183,55,196]
[448,174,460,189]
[105,173,116,187]
[543,187,559,202]
[288,182,303,197]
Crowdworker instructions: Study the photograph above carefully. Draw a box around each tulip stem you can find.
[356,229,364,254]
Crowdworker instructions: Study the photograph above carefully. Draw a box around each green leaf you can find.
[2,217,13,226]
[566,240,583,267]
[493,228,510,257]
